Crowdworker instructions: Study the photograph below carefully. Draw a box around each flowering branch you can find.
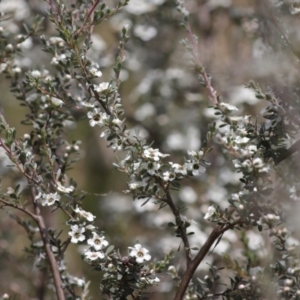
[0,189,65,300]
[1,0,300,299]
[30,186,65,300]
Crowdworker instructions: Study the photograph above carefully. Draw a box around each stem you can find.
[0,194,65,300]
[30,186,65,300]
[274,139,300,165]
[74,0,101,39]
[186,23,218,105]
[45,0,61,22]
[173,219,242,300]
[162,182,191,265]
[0,198,37,220]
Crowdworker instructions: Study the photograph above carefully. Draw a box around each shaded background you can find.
[1,0,300,299]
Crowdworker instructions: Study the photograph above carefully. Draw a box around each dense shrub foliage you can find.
[1,0,300,299]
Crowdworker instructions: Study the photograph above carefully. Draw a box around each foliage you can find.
[1,0,300,299]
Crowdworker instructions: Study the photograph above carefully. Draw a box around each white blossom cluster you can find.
[2,0,300,299]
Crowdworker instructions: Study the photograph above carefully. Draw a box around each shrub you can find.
[1,0,300,299]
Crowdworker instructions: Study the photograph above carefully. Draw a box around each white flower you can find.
[187,150,204,158]
[6,187,15,195]
[87,108,108,127]
[265,214,280,221]
[231,193,240,201]
[17,37,33,50]
[145,161,161,175]
[49,36,65,46]
[56,182,74,194]
[84,249,105,260]
[129,182,142,190]
[87,232,109,250]
[187,150,197,157]
[169,162,187,176]
[229,116,243,124]
[31,70,41,78]
[141,276,160,284]
[106,136,125,151]
[204,206,216,220]
[68,225,85,243]
[162,171,175,182]
[85,224,96,231]
[51,54,68,65]
[51,57,59,65]
[88,67,102,77]
[253,157,264,169]
[112,117,122,125]
[59,54,68,63]
[128,244,151,263]
[235,136,250,144]
[12,67,21,74]
[41,192,60,206]
[185,162,206,176]
[81,100,96,108]
[51,97,64,107]
[68,276,85,287]
[290,4,300,15]
[94,82,110,93]
[5,44,13,51]
[143,148,169,161]
[233,159,241,168]
[220,102,239,112]
[124,0,164,15]
[74,206,95,222]
[248,145,257,155]
[241,159,253,172]
[151,276,160,284]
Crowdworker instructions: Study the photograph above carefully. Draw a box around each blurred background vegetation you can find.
[1,0,300,299]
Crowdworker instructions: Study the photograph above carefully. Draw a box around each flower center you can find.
[137,251,144,257]
[193,164,199,170]
[93,114,100,121]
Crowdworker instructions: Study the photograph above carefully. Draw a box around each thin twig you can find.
[161,181,192,265]
[74,0,101,39]
[45,0,61,22]
[0,198,37,220]
[186,23,218,105]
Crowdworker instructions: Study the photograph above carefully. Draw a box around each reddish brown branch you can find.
[74,0,101,39]
[174,219,242,300]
